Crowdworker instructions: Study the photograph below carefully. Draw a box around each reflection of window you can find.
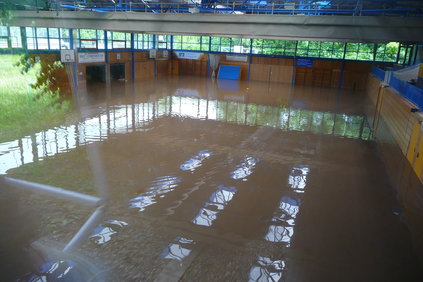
[288,166,309,193]
[160,237,195,261]
[249,256,285,282]
[192,185,237,227]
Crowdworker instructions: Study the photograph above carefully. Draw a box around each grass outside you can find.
[0,54,71,143]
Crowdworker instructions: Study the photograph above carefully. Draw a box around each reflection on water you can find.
[129,176,181,212]
[231,156,259,180]
[288,166,309,194]
[90,220,128,245]
[29,260,76,281]
[192,185,237,227]
[0,91,371,175]
[248,256,286,282]
[264,167,309,246]
[180,150,213,172]
[160,237,195,261]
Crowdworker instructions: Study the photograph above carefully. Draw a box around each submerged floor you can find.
[1,77,422,281]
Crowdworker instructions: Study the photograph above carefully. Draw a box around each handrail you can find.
[2,0,423,16]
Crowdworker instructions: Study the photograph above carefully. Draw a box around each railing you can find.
[3,0,423,16]
[371,66,423,110]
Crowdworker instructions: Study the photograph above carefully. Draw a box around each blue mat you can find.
[218,65,241,80]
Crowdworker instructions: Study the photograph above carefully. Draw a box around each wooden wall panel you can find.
[378,87,416,156]
[269,65,293,84]
[134,51,149,61]
[295,67,313,85]
[135,61,154,81]
[342,71,369,90]
[156,60,169,77]
[252,57,293,66]
[173,53,208,77]
[250,64,271,81]
[108,51,131,64]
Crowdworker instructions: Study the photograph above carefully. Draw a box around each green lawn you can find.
[0,54,71,143]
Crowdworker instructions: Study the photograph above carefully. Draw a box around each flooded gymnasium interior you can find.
[1,1,423,281]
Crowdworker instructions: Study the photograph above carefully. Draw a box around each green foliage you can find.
[0,54,70,143]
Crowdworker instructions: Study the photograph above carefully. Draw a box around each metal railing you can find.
[2,0,423,16]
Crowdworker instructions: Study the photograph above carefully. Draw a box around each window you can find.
[10,27,22,48]
[60,28,70,49]
[211,37,250,53]
[48,28,60,49]
[26,27,36,49]
[156,34,171,49]
[398,44,412,64]
[135,34,153,50]
[173,35,205,51]
[345,43,374,61]
[252,39,295,56]
[79,29,100,49]
[375,42,398,62]
[0,26,9,48]
[36,27,49,49]
[108,31,131,49]
[318,42,345,59]
[201,37,210,51]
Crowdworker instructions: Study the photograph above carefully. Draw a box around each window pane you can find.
[48,28,59,38]
[36,27,47,38]
[80,29,97,39]
[49,38,60,49]
[10,27,22,48]
[25,27,35,37]
[60,28,69,38]
[37,38,49,49]
[0,38,8,48]
[0,26,8,36]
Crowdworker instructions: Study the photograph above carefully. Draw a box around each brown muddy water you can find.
[0,77,422,281]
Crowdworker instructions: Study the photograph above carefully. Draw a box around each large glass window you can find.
[135,34,153,50]
[172,35,208,51]
[211,37,250,53]
[108,31,131,49]
[345,43,375,61]
[252,39,296,56]
[156,34,171,49]
[79,29,100,49]
[375,42,398,62]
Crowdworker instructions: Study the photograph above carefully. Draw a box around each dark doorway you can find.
[86,65,106,84]
[110,64,125,81]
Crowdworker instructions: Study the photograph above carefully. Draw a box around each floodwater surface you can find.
[0,77,422,281]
